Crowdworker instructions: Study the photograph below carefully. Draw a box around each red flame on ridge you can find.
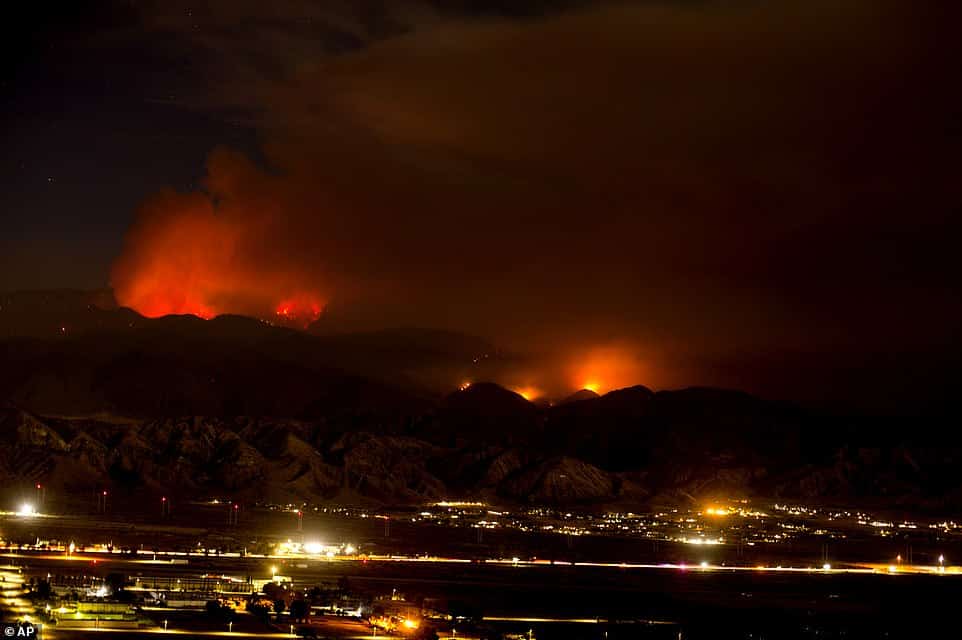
[274,295,324,328]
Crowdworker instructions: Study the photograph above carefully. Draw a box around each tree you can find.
[290,599,309,622]
[105,573,127,594]
[415,628,439,640]
[35,580,51,600]
[248,603,270,623]
[206,600,235,621]
[263,582,286,601]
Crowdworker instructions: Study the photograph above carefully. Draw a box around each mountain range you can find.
[1,290,961,512]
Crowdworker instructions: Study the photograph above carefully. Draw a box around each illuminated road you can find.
[3,546,958,577]
[49,629,299,638]
[0,566,33,621]
[483,615,674,624]
[45,625,385,639]
[3,545,958,639]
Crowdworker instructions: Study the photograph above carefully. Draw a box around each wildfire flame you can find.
[110,152,328,326]
[567,345,646,395]
[514,386,541,401]
[274,295,324,328]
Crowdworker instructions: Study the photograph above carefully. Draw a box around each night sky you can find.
[3,1,961,413]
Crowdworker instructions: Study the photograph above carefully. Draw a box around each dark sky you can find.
[2,1,961,412]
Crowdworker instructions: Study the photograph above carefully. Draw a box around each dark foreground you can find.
[1,500,960,639]
[3,549,960,639]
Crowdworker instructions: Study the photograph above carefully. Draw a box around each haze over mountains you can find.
[2,290,961,512]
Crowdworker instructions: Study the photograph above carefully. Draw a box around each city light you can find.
[17,503,36,517]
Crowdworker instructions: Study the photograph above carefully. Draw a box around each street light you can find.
[228,620,233,633]
[163,619,168,631]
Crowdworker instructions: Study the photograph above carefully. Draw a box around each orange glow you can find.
[567,345,646,395]
[514,386,541,401]
[274,294,324,328]
[110,191,238,318]
[111,180,327,323]
[459,381,472,391]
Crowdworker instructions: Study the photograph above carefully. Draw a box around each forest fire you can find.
[110,151,328,324]
[274,295,324,328]
[567,345,646,395]
[513,386,542,401]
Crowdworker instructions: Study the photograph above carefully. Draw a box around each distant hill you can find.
[3,290,962,511]
[558,388,601,404]
[441,382,536,416]
[0,289,497,414]
[0,289,129,339]
[2,381,961,511]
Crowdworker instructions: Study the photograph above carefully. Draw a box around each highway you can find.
[4,546,960,640]
[2,546,958,577]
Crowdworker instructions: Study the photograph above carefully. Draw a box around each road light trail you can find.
[483,616,675,625]
[1,548,959,577]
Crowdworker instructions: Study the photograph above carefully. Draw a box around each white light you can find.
[344,544,356,555]
[304,542,323,554]
[17,503,36,516]
[822,563,831,571]
[700,561,709,568]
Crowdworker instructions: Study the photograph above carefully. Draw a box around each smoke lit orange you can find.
[567,345,646,395]
[274,295,324,328]
[513,386,542,401]
[110,152,328,325]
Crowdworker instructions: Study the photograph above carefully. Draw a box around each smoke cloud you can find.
[110,1,962,406]
[111,150,328,325]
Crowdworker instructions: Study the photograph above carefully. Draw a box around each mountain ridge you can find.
[3,291,962,511]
